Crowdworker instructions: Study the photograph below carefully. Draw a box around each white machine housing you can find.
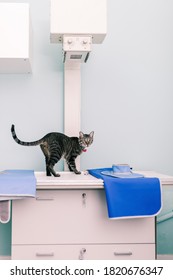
[50,0,107,45]
[50,0,107,63]
[0,3,32,73]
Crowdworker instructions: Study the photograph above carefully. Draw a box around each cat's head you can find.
[79,131,94,149]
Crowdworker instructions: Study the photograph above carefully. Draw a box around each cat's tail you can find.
[11,124,43,146]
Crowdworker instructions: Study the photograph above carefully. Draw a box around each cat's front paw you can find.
[74,170,81,175]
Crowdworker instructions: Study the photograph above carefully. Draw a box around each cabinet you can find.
[0,3,32,73]
[157,185,173,257]
[11,172,156,260]
[138,171,173,259]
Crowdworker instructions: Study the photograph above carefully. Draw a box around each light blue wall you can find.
[1,0,173,256]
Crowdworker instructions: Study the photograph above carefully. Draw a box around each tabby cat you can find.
[11,124,94,177]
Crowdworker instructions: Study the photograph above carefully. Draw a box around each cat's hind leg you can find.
[40,143,60,177]
[47,152,61,177]
[40,144,51,176]
[45,157,51,176]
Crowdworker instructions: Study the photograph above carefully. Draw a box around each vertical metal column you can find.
[64,61,81,170]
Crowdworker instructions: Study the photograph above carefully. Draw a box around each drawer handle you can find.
[114,251,132,256]
[36,197,54,201]
[82,193,86,207]
[79,248,86,260]
[36,252,54,257]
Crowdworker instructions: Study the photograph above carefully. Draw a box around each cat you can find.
[11,124,94,177]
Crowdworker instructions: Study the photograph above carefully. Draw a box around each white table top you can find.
[35,170,173,189]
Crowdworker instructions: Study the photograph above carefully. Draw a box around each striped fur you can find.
[11,124,94,177]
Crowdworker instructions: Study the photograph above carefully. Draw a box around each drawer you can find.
[12,244,155,260]
[12,190,155,245]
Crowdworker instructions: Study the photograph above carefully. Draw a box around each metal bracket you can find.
[63,35,92,63]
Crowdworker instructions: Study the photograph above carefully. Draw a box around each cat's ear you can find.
[79,131,84,138]
[90,131,94,138]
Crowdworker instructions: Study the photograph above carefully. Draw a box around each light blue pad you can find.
[0,170,36,199]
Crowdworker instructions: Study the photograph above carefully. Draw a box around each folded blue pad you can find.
[88,168,162,219]
[107,164,144,178]
[0,170,36,199]
[101,170,144,179]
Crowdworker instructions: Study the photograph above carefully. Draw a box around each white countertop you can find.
[35,171,173,189]
[135,171,173,184]
[35,171,103,189]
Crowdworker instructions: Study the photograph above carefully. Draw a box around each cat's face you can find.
[79,131,94,148]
